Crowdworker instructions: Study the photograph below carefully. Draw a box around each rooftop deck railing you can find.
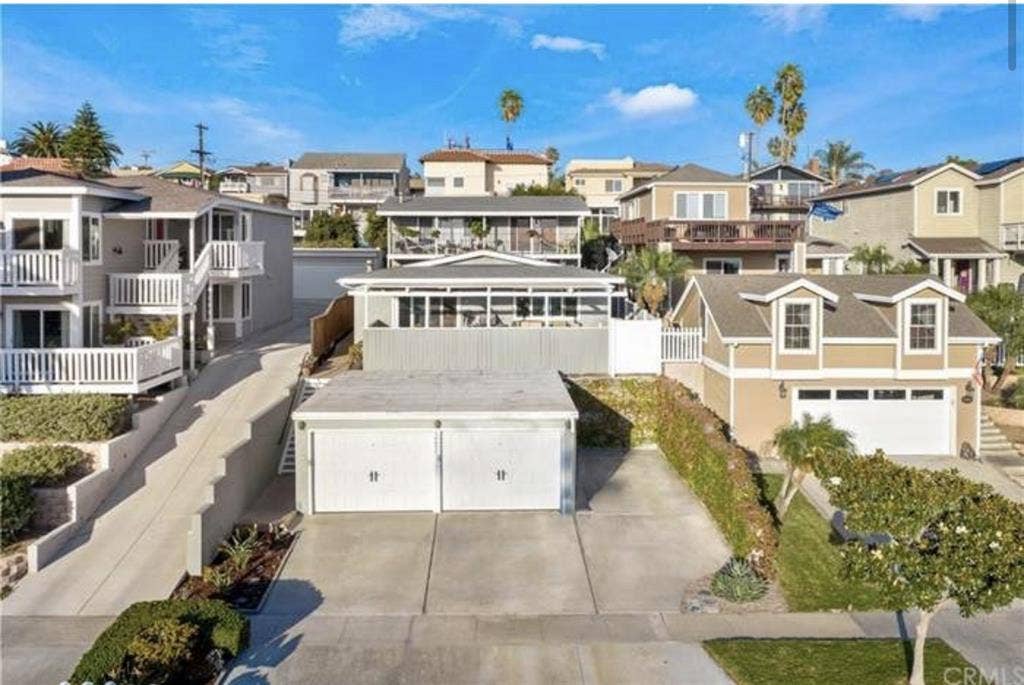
[611,219,803,247]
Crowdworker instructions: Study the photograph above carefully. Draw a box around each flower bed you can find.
[173,523,295,612]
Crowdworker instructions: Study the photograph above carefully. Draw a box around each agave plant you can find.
[219,525,259,572]
[710,558,769,603]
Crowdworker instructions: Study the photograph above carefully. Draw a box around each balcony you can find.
[0,338,183,395]
[326,185,395,202]
[0,250,81,294]
[219,180,250,194]
[751,189,817,210]
[391,227,579,261]
[209,240,264,277]
[611,219,803,249]
[1000,223,1024,252]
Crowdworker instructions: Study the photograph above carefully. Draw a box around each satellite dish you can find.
[738,133,747,148]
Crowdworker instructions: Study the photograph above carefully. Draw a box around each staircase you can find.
[980,415,1024,487]
[277,377,328,474]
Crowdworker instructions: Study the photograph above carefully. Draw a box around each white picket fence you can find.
[662,328,703,362]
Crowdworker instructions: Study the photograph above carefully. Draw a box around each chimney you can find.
[806,158,821,177]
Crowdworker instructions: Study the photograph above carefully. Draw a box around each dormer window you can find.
[781,300,815,352]
[908,301,938,351]
[935,189,961,215]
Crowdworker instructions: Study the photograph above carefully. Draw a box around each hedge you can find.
[0,394,131,442]
[0,445,90,487]
[0,476,33,546]
[70,599,249,684]
[568,376,779,576]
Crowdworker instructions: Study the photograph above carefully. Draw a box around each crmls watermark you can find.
[944,665,1024,685]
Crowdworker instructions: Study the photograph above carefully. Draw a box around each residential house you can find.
[809,158,1024,292]
[287,152,410,228]
[378,195,588,267]
[341,249,630,376]
[612,163,819,275]
[565,157,671,231]
[1,168,294,394]
[670,274,997,458]
[420,148,551,196]
[749,161,830,221]
[219,164,289,206]
[152,160,212,188]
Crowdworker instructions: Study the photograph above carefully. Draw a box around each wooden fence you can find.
[310,294,355,362]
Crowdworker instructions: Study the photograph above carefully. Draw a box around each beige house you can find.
[420,148,551,196]
[670,274,997,458]
[219,164,288,206]
[809,158,1024,292]
[564,157,671,230]
[287,152,409,229]
[613,163,826,276]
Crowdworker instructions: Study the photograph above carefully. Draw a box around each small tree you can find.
[616,248,692,314]
[364,210,388,252]
[468,217,489,247]
[62,101,122,175]
[967,284,1024,390]
[304,212,359,247]
[821,452,1024,685]
[771,413,854,520]
[850,243,894,275]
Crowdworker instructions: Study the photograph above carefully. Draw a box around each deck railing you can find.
[0,249,81,288]
[662,328,703,361]
[0,338,183,393]
[219,180,250,193]
[392,227,580,258]
[144,240,180,271]
[611,219,803,247]
[209,240,264,274]
[1000,223,1024,251]
[327,186,395,201]
[109,272,191,308]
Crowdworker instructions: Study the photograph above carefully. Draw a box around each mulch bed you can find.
[172,524,296,612]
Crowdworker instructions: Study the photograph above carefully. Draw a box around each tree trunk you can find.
[776,470,805,521]
[908,609,935,685]
[993,355,1017,392]
[774,467,794,518]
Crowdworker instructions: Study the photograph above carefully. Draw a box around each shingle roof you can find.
[691,274,995,340]
[907,237,1004,257]
[102,175,288,214]
[419,149,551,165]
[976,157,1024,181]
[378,195,588,215]
[812,162,967,201]
[620,163,745,199]
[0,169,130,193]
[345,262,620,284]
[0,157,76,174]
[227,164,287,174]
[806,238,851,256]
[293,152,405,170]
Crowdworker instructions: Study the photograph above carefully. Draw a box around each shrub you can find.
[123,618,199,683]
[0,394,131,442]
[145,317,177,341]
[70,599,248,684]
[104,318,136,345]
[0,445,90,487]
[710,558,769,603]
[1003,383,1024,410]
[566,377,661,447]
[0,476,34,546]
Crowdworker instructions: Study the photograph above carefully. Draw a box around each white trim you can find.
[739,278,839,304]
[950,336,1002,344]
[406,249,558,269]
[240,280,252,321]
[618,179,751,201]
[728,344,736,429]
[103,211,200,220]
[934,187,964,216]
[714,365,975,381]
[3,301,77,347]
[1,212,74,250]
[975,164,1024,186]
[672,190,729,220]
[775,254,792,273]
[0,185,143,200]
[825,337,898,345]
[342,276,623,288]
[915,162,981,184]
[903,298,943,356]
[854,279,965,303]
[777,297,818,356]
[80,299,103,347]
[379,209,587,218]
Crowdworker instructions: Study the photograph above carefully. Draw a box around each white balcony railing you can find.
[209,240,264,275]
[219,180,250,193]
[108,272,192,309]
[0,249,81,289]
[1000,223,1024,251]
[327,186,394,201]
[144,240,180,271]
[0,338,183,394]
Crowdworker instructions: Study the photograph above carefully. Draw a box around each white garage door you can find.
[793,387,952,456]
[312,429,437,512]
[442,429,562,510]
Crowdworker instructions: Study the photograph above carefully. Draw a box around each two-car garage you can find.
[293,371,577,514]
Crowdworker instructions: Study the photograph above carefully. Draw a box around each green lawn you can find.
[761,474,884,611]
[704,638,984,685]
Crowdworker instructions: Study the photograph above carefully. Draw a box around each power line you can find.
[190,123,211,189]
[140,149,155,167]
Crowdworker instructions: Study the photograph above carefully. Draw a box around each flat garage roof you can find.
[293,370,579,420]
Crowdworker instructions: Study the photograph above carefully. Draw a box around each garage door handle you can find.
[369,470,380,483]
[496,469,507,482]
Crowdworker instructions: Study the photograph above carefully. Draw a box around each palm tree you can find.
[771,63,807,163]
[814,140,874,184]
[11,121,65,157]
[498,89,524,149]
[744,85,775,129]
[616,249,693,314]
[850,243,894,275]
[772,414,854,521]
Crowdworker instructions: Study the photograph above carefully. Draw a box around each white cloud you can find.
[338,6,521,50]
[752,5,827,34]
[204,97,303,143]
[530,34,605,59]
[606,83,698,119]
[889,4,946,22]
[186,9,268,73]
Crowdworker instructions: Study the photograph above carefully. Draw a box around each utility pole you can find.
[191,123,210,189]
[741,131,756,180]
[140,149,155,167]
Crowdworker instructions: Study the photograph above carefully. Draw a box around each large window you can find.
[11,309,67,348]
[604,179,623,193]
[675,192,727,220]
[782,301,813,351]
[11,218,64,250]
[573,177,586,188]
[935,189,962,215]
[426,177,445,188]
[704,258,741,275]
[908,302,938,351]
[82,304,102,347]
[81,216,101,263]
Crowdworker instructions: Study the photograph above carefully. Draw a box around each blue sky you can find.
[2,4,1021,174]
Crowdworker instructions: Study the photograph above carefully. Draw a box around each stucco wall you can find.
[684,251,782,274]
[422,160,488,195]
[491,163,549,195]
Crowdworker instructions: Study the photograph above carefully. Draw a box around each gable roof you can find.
[378,195,588,215]
[0,157,76,174]
[222,164,287,175]
[0,169,145,199]
[101,175,294,216]
[420,148,552,165]
[749,162,830,183]
[293,152,406,171]
[619,163,745,199]
[813,162,981,202]
[975,157,1024,184]
[681,274,994,341]
[906,237,1005,259]
[566,160,672,175]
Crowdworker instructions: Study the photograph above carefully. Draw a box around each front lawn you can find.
[760,474,884,611]
[704,638,984,685]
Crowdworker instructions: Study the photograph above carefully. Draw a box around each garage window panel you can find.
[874,389,907,400]
[911,389,945,400]
[797,389,831,400]
[836,389,869,400]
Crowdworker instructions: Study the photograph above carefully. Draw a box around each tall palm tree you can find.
[616,248,693,314]
[11,121,65,157]
[772,63,807,163]
[498,89,524,148]
[814,140,874,184]
[744,85,775,129]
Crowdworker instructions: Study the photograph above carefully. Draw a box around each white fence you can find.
[662,328,703,362]
[0,249,80,288]
[0,338,183,393]
[210,240,264,274]
[608,319,663,375]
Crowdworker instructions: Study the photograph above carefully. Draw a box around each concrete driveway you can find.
[260,446,729,618]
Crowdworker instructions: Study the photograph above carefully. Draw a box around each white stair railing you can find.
[662,328,703,361]
[190,242,212,302]
[144,240,180,271]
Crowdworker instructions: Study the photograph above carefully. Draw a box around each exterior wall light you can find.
[778,381,787,399]
[296,420,306,430]
[962,381,975,404]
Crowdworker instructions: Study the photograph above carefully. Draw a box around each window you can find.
[82,304,102,347]
[911,389,944,400]
[776,255,791,273]
[11,309,66,348]
[547,297,579,318]
[704,258,741,275]
[604,179,623,193]
[836,389,869,400]
[80,216,101,263]
[908,302,938,351]
[573,177,585,188]
[241,282,252,319]
[675,192,726,219]
[935,189,961,215]
[397,297,427,327]
[452,177,464,188]
[426,177,445,188]
[515,296,546,318]
[782,301,813,351]
[797,389,831,400]
[239,213,252,241]
[428,296,458,328]
[874,389,907,400]
[11,218,64,250]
